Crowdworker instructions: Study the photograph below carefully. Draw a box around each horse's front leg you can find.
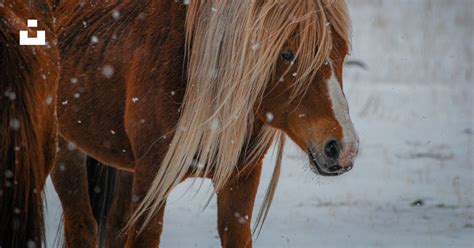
[51,137,98,247]
[124,160,167,247]
[105,169,166,248]
[215,161,263,248]
[122,74,181,247]
[122,120,169,247]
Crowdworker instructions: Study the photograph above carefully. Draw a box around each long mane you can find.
[130,0,350,231]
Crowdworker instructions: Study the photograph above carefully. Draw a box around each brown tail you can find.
[0,6,58,247]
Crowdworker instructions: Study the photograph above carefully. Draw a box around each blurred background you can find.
[347,0,472,85]
[46,1,473,247]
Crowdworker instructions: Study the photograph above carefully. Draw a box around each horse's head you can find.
[255,2,359,176]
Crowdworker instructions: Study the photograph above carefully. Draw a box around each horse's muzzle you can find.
[307,140,356,176]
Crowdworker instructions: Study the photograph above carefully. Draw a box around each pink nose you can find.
[338,143,359,168]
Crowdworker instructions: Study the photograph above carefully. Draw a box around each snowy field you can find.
[44,1,473,247]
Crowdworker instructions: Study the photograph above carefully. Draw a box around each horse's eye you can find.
[280,50,295,62]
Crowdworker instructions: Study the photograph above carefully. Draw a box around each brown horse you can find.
[52,0,359,247]
[0,1,59,247]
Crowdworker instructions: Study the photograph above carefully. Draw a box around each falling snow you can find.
[209,118,219,131]
[90,35,99,44]
[102,65,115,78]
[251,42,260,51]
[265,112,274,122]
[4,90,16,100]
[4,170,13,178]
[66,143,76,151]
[45,96,53,105]
[9,119,20,131]
[112,10,121,20]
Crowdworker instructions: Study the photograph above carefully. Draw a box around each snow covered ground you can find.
[44,1,473,247]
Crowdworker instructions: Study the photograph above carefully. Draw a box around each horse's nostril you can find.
[324,140,340,160]
[328,165,342,173]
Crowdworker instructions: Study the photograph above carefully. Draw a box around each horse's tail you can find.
[0,10,57,247]
[87,157,117,248]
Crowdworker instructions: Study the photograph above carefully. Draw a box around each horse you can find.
[51,0,359,247]
[0,1,60,247]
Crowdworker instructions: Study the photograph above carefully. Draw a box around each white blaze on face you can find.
[326,72,359,166]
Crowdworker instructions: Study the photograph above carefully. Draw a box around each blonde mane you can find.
[130,0,350,232]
